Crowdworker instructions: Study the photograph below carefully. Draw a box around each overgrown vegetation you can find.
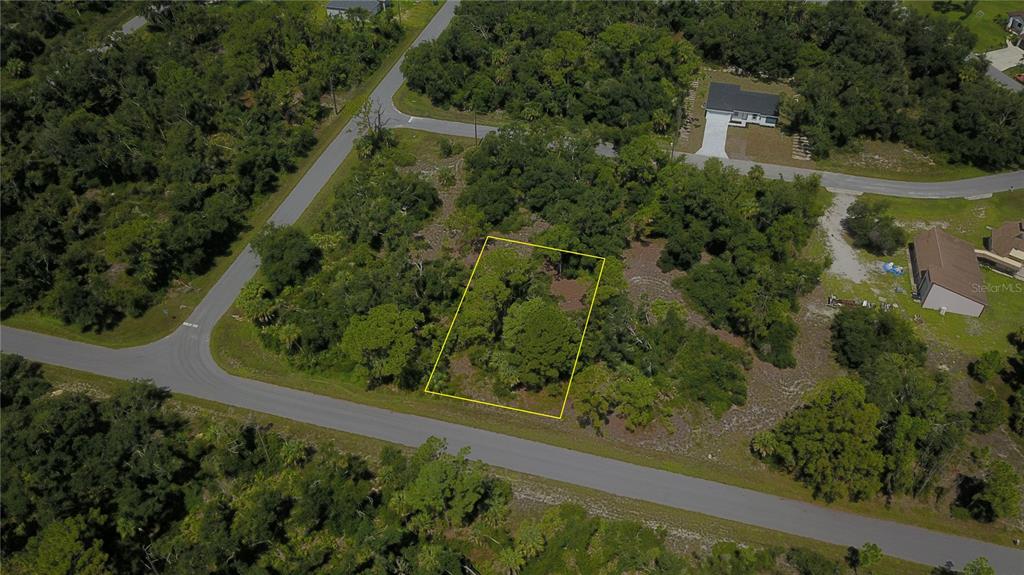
[240,121,825,429]
[755,308,1022,523]
[1,1,403,330]
[1,354,877,575]
[660,162,828,368]
[969,327,1024,436]
[666,1,1023,168]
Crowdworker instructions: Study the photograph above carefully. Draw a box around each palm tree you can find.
[492,547,524,575]
[514,522,545,560]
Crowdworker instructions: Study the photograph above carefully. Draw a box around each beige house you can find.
[986,221,1024,261]
[979,220,1024,280]
[909,228,987,317]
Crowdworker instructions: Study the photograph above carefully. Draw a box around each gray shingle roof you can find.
[327,0,383,14]
[706,82,780,117]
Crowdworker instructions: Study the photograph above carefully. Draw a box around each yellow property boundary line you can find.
[424,235,606,419]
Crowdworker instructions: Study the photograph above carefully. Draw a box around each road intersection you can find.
[3,1,1023,571]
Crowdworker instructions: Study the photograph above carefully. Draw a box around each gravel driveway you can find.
[821,192,871,283]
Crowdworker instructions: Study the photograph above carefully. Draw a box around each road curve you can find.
[3,2,1023,572]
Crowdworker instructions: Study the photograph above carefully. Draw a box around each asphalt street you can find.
[3,1,1023,572]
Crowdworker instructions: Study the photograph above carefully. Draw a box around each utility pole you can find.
[474,109,478,142]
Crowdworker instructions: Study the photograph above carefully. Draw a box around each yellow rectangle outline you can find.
[423,235,606,419]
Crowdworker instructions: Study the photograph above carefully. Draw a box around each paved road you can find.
[4,326,1022,573]
[375,28,1024,199]
[987,64,1024,93]
[387,109,1024,199]
[4,2,1023,572]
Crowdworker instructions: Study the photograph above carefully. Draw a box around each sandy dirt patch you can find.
[622,239,685,302]
[821,193,871,283]
[550,277,589,311]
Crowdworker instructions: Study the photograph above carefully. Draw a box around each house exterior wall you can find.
[705,107,778,128]
[729,111,778,128]
[921,283,985,317]
[729,111,774,126]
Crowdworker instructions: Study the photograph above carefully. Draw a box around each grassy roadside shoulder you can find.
[208,129,1018,548]
[394,83,507,125]
[211,312,1020,548]
[42,362,935,575]
[2,0,444,349]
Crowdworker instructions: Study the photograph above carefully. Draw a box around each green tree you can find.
[972,391,1009,434]
[236,280,277,325]
[969,351,1005,384]
[847,542,882,574]
[501,299,577,391]
[1010,389,1024,437]
[785,547,841,575]
[252,224,321,295]
[23,514,112,575]
[831,307,926,370]
[341,304,423,388]
[970,460,1022,522]
[962,557,996,575]
[842,197,907,256]
[757,378,884,501]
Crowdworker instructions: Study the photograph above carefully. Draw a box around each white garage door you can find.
[696,110,731,159]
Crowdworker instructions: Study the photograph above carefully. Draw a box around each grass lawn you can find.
[815,140,991,182]
[907,0,1022,52]
[823,190,1024,357]
[41,362,935,575]
[2,0,444,349]
[393,83,507,126]
[209,129,1019,547]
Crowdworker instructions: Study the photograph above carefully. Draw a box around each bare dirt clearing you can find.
[623,239,684,302]
[550,277,589,311]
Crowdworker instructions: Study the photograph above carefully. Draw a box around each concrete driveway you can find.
[985,44,1023,71]
[696,110,730,158]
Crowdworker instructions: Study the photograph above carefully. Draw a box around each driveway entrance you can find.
[696,110,730,158]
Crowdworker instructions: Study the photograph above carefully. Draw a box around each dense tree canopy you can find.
[830,307,927,370]
[502,298,577,390]
[251,224,322,295]
[754,377,884,502]
[403,1,699,139]
[658,161,827,367]
[757,307,1012,505]
[1,1,403,329]
[341,303,424,388]
[1,354,850,574]
[664,1,1023,168]
[238,124,827,427]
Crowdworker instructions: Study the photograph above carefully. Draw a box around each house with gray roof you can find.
[704,82,780,128]
[326,0,387,18]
